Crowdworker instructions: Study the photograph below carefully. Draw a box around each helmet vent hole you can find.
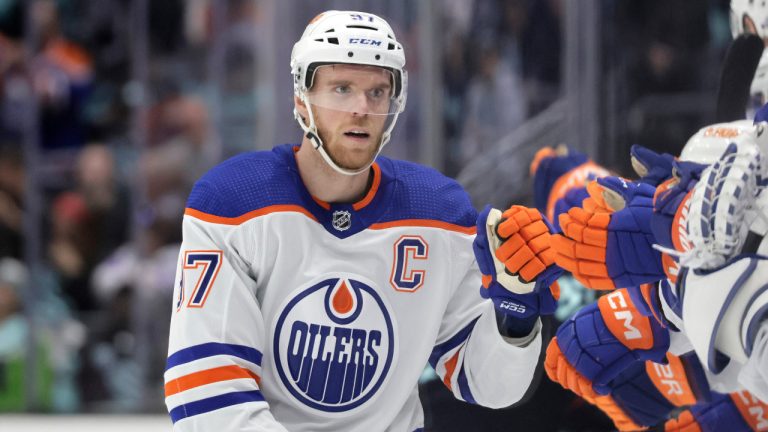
[328,37,339,45]
[347,25,377,31]
[388,43,395,50]
[347,51,354,57]
[325,28,335,33]
[375,54,381,60]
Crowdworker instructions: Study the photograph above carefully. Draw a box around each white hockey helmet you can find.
[679,120,756,164]
[290,11,408,175]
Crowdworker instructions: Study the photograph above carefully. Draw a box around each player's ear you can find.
[294,95,308,120]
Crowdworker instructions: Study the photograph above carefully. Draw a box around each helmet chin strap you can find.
[294,92,392,176]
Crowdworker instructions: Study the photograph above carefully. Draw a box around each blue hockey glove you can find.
[553,176,665,290]
[473,205,562,324]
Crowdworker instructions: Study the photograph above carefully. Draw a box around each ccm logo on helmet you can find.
[349,38,382,46]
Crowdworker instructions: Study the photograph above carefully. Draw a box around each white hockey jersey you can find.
[164,144,542,431]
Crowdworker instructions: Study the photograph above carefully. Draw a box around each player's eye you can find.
[334,85,351,95]
[368,87,386,99]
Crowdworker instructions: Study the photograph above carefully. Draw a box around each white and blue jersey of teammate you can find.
[164,10,554,432]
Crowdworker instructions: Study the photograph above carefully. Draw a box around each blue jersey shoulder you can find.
[186,145,302,217]
[378,157,477,228]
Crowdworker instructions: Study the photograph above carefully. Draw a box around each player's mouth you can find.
[343,129,371,141]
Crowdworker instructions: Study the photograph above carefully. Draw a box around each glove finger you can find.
[595,177,632,211]
[574,242,605,262]
[544,338,561,378]
[582,196,610,213]
[519,258,546,281]
[552,233,576,258]
[495,233,525,262]
[563,217,586,242]
[586,277,615,290]
[582,223,608,247]
[567,206,592,226]
[578,261,609,277]
[496,216,520,239]
[505,245,536,274]
[528,233,551,254]
[520,220,549,241]
[501,205,527,221]
[539,246,556,267]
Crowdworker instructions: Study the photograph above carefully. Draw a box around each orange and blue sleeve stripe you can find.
[428,317,479,405]
[165,342,264,424]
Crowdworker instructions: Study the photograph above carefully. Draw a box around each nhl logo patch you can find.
[332,210,352,231]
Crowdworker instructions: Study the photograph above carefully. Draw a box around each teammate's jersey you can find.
[164,144,542,432]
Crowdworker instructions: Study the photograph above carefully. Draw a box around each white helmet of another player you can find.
[290,11,408,175]
[679,119,756,164]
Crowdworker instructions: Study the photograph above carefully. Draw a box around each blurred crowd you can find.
[0,0,736,426]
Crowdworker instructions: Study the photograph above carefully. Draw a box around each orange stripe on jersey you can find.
[165,365,260,397]
[185,205,318,225]
[353,163,382,210]
[311,196,331,211]
[442,350,461,391]
[730,390,768,431]
[370,219,476,235]
[646,353,697,407]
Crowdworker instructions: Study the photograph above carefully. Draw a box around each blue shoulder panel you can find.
[186,144,306,217]
[185,144,477,236]
[374,157,477,229]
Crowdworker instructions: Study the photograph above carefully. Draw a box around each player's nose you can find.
[350,91,371,116]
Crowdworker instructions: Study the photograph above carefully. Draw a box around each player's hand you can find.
[473,205,562,320]
[552,177,665,290]
[547,288,670,393]
[530,145,610,226]
[630,145,675,187]
[547,347,707,431]
[665,391,768,432]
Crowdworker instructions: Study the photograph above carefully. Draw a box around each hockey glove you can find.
[630,144,676,187]
[665,391,768,432]
[530,145,610,224]
[553,176,665,290]
[546,287,670,395]
[546,346,708,431]
[474,205,562,322]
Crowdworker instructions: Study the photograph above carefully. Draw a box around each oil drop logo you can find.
[273,276,396,413]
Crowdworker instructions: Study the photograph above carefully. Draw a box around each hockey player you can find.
[164,10,558,431]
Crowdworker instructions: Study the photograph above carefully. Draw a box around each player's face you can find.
[301,64,393,171]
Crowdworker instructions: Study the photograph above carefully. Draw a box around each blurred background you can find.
[0,0,733,430]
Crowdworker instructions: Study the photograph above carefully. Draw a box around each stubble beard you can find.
[317,127,383,172]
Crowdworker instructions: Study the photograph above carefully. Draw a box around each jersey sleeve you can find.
[428,234,542,409]
[165,190,288,431]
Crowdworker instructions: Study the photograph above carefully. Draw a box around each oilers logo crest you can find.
[273,275,397,413]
